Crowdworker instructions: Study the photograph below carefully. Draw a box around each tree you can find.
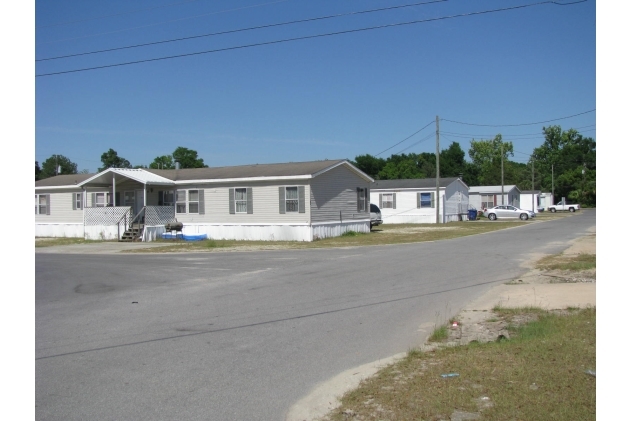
[98,148,132,171]
[532,126,596,206]
[439,142,468,178]
[352,154,386,179]
[40,155,78,179]
[149,155,175,170]
[172,147,207,168]
[468,134,514,185]
[35,161,41,181]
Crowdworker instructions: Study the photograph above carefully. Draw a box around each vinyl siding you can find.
[310,165,370,223]
[444,180,469,215]
[169,181,311,224]
[35,189,84,223]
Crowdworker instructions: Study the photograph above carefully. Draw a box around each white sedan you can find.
[483,205,535,221]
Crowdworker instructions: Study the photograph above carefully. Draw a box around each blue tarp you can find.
[162,233,208,241]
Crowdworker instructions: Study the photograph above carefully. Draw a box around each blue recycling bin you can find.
[468,209,478,221]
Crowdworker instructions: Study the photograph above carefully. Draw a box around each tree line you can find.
[35,146,207,180]
[35,125,596,206]
[351,125,595,206]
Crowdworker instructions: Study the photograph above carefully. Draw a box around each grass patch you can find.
[35,237,114,247]
[117,221,529,253]
[327,307,595,421]
[427,325,449,342]
[536,253,596,271]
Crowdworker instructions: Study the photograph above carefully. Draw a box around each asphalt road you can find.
[35,210,596,420]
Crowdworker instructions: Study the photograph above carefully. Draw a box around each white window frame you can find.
[285,186,299,213]
[481,194,494,209]
[188,190,199,214]
[381,193,394,209]
[35,194,48,215]
[357,187,367,212]
[74,192,83,210]
[235,188,247,213]
[176,189,187,214]
[94,192,111,207]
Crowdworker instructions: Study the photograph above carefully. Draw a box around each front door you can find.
[135,189,145,215]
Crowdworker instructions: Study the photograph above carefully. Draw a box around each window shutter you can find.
[115,191,121,206]
[430,192,435,208]
[198,190,205,215]
[298,186,305,213]
[158,191,164,206]
[279,187,285,214]
[393,193,397,209]
[80,192,84,209]
[365,188,369,212]
[72,193,77,210]
[417,192,421,209]
[91,193,96,207]
[229,188,235,214]
[356,187,361,212]
[246,188,253,214]
[46,194,51,215]
[379,193,383,208]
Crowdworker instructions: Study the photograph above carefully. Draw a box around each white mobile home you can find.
[35,159,373,242]
[370,177,469,224]
[469,185,521,211]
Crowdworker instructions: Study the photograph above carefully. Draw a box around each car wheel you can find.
[550,208,557,213]
[488,213,497,221]
[569,207,575,212]
[520,213,528,220]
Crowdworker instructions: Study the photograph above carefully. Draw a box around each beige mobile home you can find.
[35,159,373,242]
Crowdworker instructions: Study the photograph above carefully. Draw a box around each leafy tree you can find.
[35,161,41,181]
[40,155,78,179]
[79,169,91,174]
[149,155,175,170]
[439,142,468,178]
[98,148,132,171]
[468,134,514,185]
[133,164,148,169]
[352,154,386,179]
[172,147,207,168]
[532,126,596,206]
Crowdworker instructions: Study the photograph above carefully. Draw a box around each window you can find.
[93,192,110,207]
[420,192,433,208]
[188,190,199,213]
[35,194,49,215]
[235,188,247,213]
[176,190,187,214]
[176,189,203,214]
[285,187,298,212]
[124,191,135,207]
[481,194,494,209]
[279,186,304,214]
[159,191,174,206]
[73,192,83,210]
[357,187,367,212]
[381,193,394,209]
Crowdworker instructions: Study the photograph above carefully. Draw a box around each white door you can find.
[135,189,145,215]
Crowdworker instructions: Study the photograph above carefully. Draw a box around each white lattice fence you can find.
[145,206,175,226]
[85,207,132,226]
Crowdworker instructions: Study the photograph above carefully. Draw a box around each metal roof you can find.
[371,177,464,190]
[469,185,519,194]
[78,168,175,187]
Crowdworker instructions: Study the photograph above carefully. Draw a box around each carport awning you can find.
[78,168,175,187]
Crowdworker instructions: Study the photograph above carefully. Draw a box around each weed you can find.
[428,325,448,342]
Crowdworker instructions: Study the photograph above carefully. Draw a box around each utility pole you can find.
[551,164,554,205]
[501,142,504,205]
[435,115,440,224]
[531,158,535,212]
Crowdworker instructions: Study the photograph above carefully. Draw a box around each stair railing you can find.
[116,207,133,241]
[128,207,147,241]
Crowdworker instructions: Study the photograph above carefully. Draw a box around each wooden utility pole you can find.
[435,116,440,224]
[501,142,504,205]
[531,159,535,212]
[551,164,555,204]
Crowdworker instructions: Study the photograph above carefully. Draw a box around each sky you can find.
[33,0,597,173]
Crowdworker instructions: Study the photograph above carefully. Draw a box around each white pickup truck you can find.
[548,199,580,213]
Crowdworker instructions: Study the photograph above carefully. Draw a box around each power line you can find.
[36,0,584,77]
[442,108,595,127]
[440,124,596,138]
[37,0,448,62]
[375,121,434,157]
[393,132,435,155]
[36,0,290,29]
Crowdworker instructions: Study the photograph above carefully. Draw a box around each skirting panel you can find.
[35,224,84,238]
